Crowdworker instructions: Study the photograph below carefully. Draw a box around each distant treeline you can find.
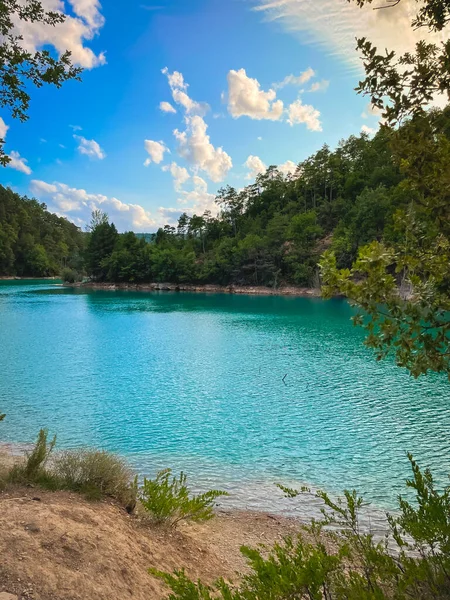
[2,106,449,284]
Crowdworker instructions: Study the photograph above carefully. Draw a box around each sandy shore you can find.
[0,484,304,600]
[70,281,322,297]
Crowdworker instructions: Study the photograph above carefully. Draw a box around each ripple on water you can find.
[0,281,449,515]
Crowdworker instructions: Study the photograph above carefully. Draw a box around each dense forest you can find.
[76,104,450,287]
[1,105,448,285]
[0,186,85,277]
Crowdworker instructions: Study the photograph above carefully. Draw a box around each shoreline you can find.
[69,281,322,297]
[0,443,389,534]
[0,276,59,280]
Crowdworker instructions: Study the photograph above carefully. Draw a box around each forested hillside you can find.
[2,105,449,284]
[0,186,85,277]
[85,119,413,286]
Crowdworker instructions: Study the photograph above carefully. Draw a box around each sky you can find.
[0,0,443,232]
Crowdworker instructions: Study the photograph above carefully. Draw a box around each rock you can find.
[0,593,19,600]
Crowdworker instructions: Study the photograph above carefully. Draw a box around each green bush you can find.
[60,267,80,283]
[140,469,228,527]
[52,449,134,505]
[151,455,450,599]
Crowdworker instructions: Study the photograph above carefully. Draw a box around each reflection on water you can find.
[0,280,449,515]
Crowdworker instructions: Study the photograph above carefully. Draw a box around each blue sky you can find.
[0,0,424,231]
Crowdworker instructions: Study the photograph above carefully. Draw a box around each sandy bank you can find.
[0,486,302,600]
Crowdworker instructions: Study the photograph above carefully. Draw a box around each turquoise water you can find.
[0,280,449,513]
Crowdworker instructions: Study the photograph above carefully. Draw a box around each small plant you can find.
[60,267,80,283]
[8,428,57,484]
[140,469,228,527]
[52,449,134,505]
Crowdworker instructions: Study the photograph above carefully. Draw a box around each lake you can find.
[0,280,449,516]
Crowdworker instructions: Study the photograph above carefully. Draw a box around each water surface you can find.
[0,280,448,514]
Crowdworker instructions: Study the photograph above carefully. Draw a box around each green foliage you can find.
[0,0,82,165]
[85,212,119,281]
[152,456,450,600]
[0,185,85,277]
[140,468,228,527]
[52,449,134,505]
[320,0,450,379]
[320,109,450,378]
[350,0,450,124]
[8,428,56,484]
[61,267,81,283]
[80,116,421,289]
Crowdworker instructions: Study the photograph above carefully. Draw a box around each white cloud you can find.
[162,67,188,91]
[74,135,106,159]
[8,150,31,175]
[159,101,177,114]
[245,155,267,180]
[361,124,376,135]
[159,172,218,220]
[14,0,106,69]
[0,117,9,139]
[143,139,169,165]
[361,102,383,119]
[257,136,263,141]
[162,161,190,191]
[178,175,217,215]
[278,160,297,176]
[309,79,329,93]
[174,115,232,182]
[161,67,231,182]
[157,207,183,226]
[171,88,209,116]
[162,67,209,116]
[69,124,83,131]
[227,69,284,121]
[254,0,447,73]
[30,179,158,232]
[287,99,322,131]
[274,67,315,89]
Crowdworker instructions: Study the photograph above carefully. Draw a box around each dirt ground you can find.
[0,485,302,600]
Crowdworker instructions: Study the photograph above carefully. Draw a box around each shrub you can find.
[140,469,228,527]
[8,428,57,485]
[60,267,80,283]
[5,431,135,506]
[151,456,450,599]
[52,449,134,505]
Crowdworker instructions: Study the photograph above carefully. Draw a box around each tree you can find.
[321,1,450,378]
[87,209,109,232]
[85,213,118,281]
[350,0,450,124]
[0,0,82,166]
